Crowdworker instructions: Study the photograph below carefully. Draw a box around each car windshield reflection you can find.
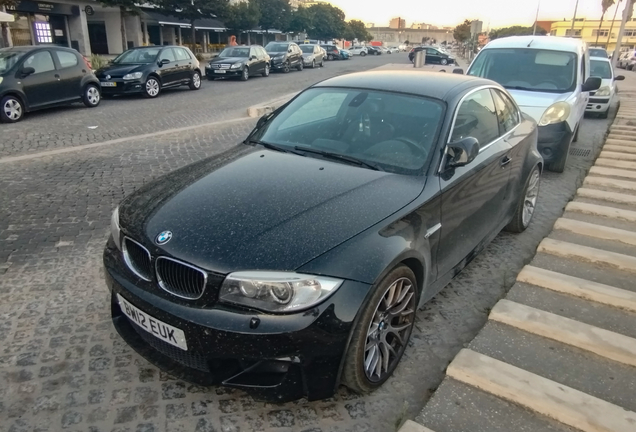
[0,50,25,74]
[250,88,444,175]
[114,48,162,64]
[219,47,250,58]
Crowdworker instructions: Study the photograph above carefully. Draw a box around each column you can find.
[67,9,91,55]
[177,26,182,45]
[143,21,149,45]
[159,25,164,45]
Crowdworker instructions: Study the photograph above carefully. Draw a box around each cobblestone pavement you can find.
[0,97,615,431]
[0,55,396,160]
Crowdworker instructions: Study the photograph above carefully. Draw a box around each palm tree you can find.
[595,0,616,46]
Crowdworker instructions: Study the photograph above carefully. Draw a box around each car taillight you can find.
[82,56,92,70]
[410,48,414,53]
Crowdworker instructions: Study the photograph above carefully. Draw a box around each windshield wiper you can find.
[246,139,305,156]
[504,85,535,91]
[293,146,383,171]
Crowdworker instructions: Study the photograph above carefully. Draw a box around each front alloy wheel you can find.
[1,96,24,123]
[144,77,161,98]
[241,67,249,81]
[189,71,201,90]
[83,84,101,107]
[342,265,418,393]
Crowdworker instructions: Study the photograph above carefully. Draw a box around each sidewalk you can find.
[402,75,636,432]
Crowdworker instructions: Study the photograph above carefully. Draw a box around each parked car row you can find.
[617,51,636,70]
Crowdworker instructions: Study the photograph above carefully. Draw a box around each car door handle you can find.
[500,156,512,167]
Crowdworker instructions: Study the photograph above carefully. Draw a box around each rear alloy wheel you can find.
[189,71,201,90]
[240,67,249,81]
[311,59,316,68]
[327,54,333,61]
[1,96,24,123]
[82,84,101,108]
[505,166,541,232]
[262,63,270,77]
[342,265,418,393]
[144,77,161,98]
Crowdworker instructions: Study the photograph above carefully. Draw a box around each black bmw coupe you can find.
[104,71,542,401]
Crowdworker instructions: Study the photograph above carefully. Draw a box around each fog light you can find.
[596,105,602,109]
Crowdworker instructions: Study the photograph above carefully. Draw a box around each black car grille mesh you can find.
[123,237,152,281]
[156,257,207,300]
[131,322,209,372]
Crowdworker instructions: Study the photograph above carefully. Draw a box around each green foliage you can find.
[225,0,260,34]
[346,19,372,42]
[602,0,616,13]
[153,0,229,23]
[287,5,312,33]
[454,19,472,42]
[256,0,292,31]
[90,54,110,70]
[306,3,346,41]
[489,25,546,40]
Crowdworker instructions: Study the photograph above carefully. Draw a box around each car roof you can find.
[484,36,584,53]
[0,45,77,53]
[313,70,496,100]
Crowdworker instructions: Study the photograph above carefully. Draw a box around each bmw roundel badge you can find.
[156,231,172,245]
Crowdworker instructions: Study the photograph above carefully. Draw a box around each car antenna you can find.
[527,39,534,47]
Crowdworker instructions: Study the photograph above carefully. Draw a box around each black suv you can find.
[408,46,455,65]
[320,44,340,60]
[206,45,271,81]
[0,46,100,123]
[265,42,304,73]
[96,46,202,98]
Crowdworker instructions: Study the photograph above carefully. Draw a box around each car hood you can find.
[210,57,246,64]
[506,89,572,122]
[119,146,425,274]
[96,63,148,78]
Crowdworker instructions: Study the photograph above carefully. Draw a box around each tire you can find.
[441,58,448,65]
[262,63,270,77]
[297,61,303,71]
[342,265,418,394]
[320,59,324,67]
[0,95,24,123]
[504,166,541,233]
[361,51,367,57]
[189,71,201,90]
[327,54,333,61]
[282,61,290,73]
[144,76,161,98]
[311,59,316,68]
[240,66,249,81]
[82,84,101,108]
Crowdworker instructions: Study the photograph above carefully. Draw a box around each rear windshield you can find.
[300,45,315,53]
[590,59,612,79]
[468,48,577,93]
[589,48,608,58]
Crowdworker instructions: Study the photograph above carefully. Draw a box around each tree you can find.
[287,5,312,34]
[307,3,346,41]
[489,25,546,40]
[99,0,139,52]
[595,0,615,46]
[454,19,472,43]
[422,36,430,44]
[346,19,372,42]
[154,0,229,51]
[224,0,260,44]
[256,0,292,32]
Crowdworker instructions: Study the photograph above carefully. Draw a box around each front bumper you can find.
[271,60,288,70]
[205,67,242,78]
[98,79,144,94]
[586,96,611,113]
[537,121,574,163]
[103,241,370,401]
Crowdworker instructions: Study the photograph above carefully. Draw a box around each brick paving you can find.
[0,78,618,432]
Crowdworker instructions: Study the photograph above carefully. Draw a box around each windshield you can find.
[249,88,444,175]
[300,45,315,54]
[266,43,289,52]
[219,47,250,57]
[468,48,577,93]
[0,51,25,74]
[113,47,161,64]
[589,48,608,58]
[590,59,612,79]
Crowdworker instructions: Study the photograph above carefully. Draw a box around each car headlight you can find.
[111,206,122,250]
[539,102,571,126]
[122,72,143,80]
[219,271,343,313]
[595,86,611,96]
[230,63,242,69]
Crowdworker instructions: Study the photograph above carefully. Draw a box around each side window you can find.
[22,51,55,74]
[175,48,191,61]
[55,50,78,69]
[451,89,500,146]
[491,89,519,134]
[161,48,177,62]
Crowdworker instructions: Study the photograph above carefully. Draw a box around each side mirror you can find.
[447,137,480,168]
[582,76,602,92]
[615,75,625,81]
[452,68,464,74]
[20,66,35,77]
[159,58,170,66]
[212,54,218,58]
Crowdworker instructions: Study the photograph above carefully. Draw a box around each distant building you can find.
[534,20,554,34]
[551,18,636,52]
[366,26,453,45]
[389,18,406,29]
[411,23,437,30]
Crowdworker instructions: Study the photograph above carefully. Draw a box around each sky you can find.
[331,0,626,30]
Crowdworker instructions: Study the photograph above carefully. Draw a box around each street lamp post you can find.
[533,0,541,35]
[570,0,580,33]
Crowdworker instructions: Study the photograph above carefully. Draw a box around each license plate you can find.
[214,70,226,74]
[101,82,116,87]
[117,293,188,351]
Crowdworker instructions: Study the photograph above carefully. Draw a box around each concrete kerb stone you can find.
[246,92,299,118]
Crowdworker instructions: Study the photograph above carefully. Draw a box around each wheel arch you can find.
[1,91,29,111]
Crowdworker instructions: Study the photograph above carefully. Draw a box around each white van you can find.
[465,36,601,172]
